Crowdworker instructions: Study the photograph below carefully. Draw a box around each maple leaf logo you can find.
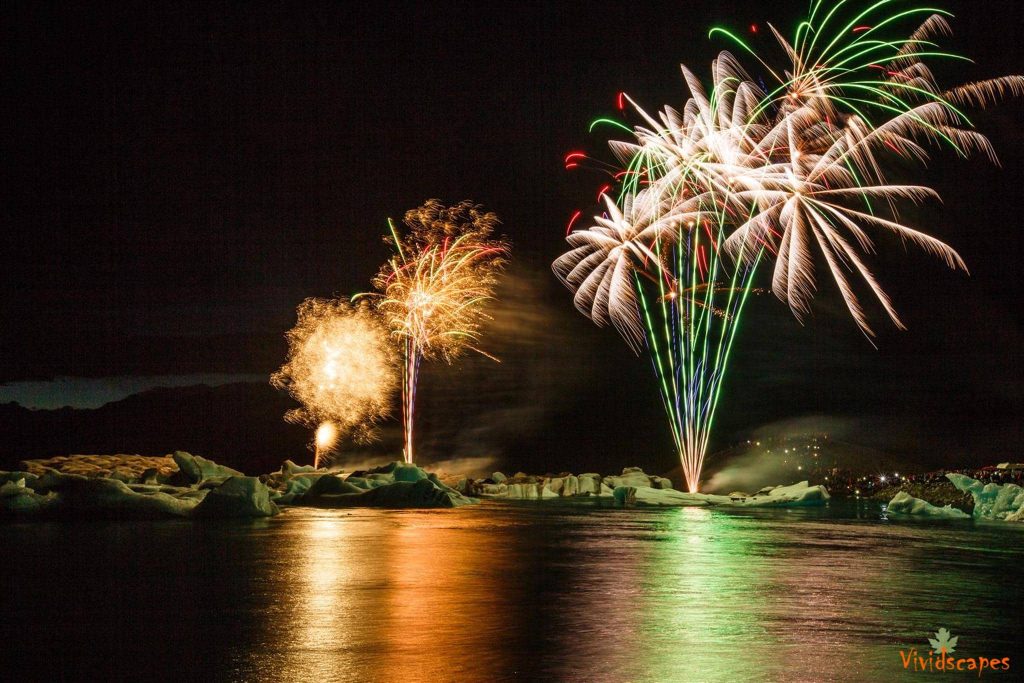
[928,628,959,655]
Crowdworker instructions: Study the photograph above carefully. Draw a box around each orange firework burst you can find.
[362,200,509,463]
[271,297,397,466]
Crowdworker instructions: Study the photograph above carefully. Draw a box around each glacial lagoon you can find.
[3,500,1022,681]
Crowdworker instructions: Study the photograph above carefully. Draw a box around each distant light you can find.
[880,475,887,483]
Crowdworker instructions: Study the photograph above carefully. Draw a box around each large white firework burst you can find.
[559,6,1022,340]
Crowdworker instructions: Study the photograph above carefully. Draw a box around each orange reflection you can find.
[249,506,522,681]
[380,509,519,680]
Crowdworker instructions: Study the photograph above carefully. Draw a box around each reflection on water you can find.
[3,501,1022,681]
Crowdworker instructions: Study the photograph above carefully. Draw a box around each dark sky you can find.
[2,0,1021,470]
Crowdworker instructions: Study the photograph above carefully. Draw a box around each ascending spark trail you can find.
[314,422,338,469]
[364,200,509,464]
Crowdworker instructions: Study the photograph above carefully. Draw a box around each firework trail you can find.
[314,422,338,469]
[271,298,397,467]
[555,1,1021,492]
[364,200,509,464]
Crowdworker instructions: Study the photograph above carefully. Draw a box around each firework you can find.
[555,1,1021,491]
[364,200,509,464]
[314,422,338,469]
[271,298,397,466]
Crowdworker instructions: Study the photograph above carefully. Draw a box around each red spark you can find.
[565,210,583,235]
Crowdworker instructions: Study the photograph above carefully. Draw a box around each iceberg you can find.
[614,480,830,508]
[172,451,243,484]
[280,459,318,476]
[303,474,366,497]
[1,456,279,519]
[736,481,831,507]
[613,486,716,506]
[603,467,675,490]
[472,467,828,507]
[474,468,661,500]
[578,473,605,495]
[291,461,478,509]
[946,473,1024,522]
[31,472,204,517]
[303,478,476,508]
[885,491,970,519]
[193,476,279,517]
[1,477,58,515]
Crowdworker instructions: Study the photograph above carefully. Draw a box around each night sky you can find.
[2,0,1021,473]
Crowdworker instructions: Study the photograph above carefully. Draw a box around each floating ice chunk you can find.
[578,473,603,495]
[281,460,318,476]
[0,471,39,488]
[604,467,659,489]
[304,474,364,497]
[548,475,579,497]
[45,473,202,517]
[303,478,476,508]
[946,473,1024,522]
[738,481,830,506]
[193,476,278,517]
[271,475,321,504]
[479,469,666,500]
[614,480,830,507]
[0,476,58,515]
[503,482,550,499]
[0,478,26,492]
[886,491,970,518]
[613,486,718,506]
[172,451,243,484]
[7,466,280,519]
[286,461,478,509]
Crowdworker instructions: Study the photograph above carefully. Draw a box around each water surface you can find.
[3,500,1021,681]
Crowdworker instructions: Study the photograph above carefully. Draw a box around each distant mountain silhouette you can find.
[0,383,310,475]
